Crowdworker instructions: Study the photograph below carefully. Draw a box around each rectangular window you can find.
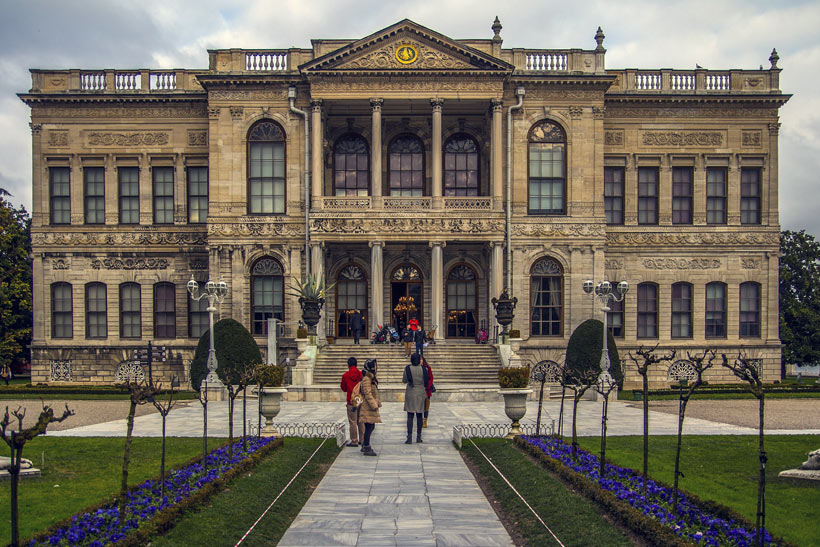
[84,167,105,224]
[607,298,624,338]
[637,167,658,225]
[637,284,658,338]
[52,283,73,339]
[120,283,141,339]
[528,143,565,214]
[85,284,107,339]
[740,283,761,337]
[604,167,624,225]
[672,167,693,225]
[705,283,726,338]
[249,142,285,214]
[189,295,209,339]
[119,167,140,224]
[706,167,727,225]
[529,276,562,336]
[252,276,285,335]
[50,167,71,225]
[187,166,208,223]
[154,283,176,338]
[671,283,692,338]
[153,167,174,224]
[741,168,761,225]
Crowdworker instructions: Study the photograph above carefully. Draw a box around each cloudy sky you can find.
[1,0,817,235]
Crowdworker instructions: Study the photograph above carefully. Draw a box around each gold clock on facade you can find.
[395,44,418,64]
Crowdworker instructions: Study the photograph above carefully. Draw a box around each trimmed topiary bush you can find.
[498,366,531,388]
[190,319,262,391]
[566,319,622,385]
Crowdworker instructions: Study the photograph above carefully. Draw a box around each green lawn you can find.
[461,438,632,546]
[151,438,340,546]
[575,435,820,546]
[1,436,222,542]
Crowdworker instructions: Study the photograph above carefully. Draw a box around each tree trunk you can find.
[642,371,649,494]
[160,415,167,499]
[757,393,766,546]
[536,380,545,436]
[558,385,566,437]
[571,392,581,461]
[228,395,235,459]
[242,386,248,450]
[10,440,19,547]
[600,391,609,478]
[202,399,208,473]
[119,399,137,517]
[673,395,689,512]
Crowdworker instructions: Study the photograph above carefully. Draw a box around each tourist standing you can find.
[414,325,426,356]
[358,359,381,456]
[422,356,434,428]
[402,353,428,443]
[0,363,10,386]
[350,309,364,344]
[340,357,364,447]
[402,326,414,356]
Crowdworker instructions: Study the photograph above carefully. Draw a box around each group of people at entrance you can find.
[340,351,434,456]
[402,317,426,357]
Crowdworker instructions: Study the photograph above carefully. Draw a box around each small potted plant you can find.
[255,363,287,437]
[289,274,335,334]
[498,365,531,438]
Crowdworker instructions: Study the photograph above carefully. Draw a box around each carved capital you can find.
[490,99,504,112]
[229,106,244,119]
[430,98,445,111]
[428,240,447,248]
[569,106,584,119]
[370,98,383,111]
[29,123,42,135]
[310,99,323,111]
[208,107,220,120]
[767,122,781,135]
[593,106,606,119]
[368,240,385,248]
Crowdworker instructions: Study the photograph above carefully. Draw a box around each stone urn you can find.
[499,388,532,439]
[491,289,518,336]
[299,297,324,330]
[259,387,288,437]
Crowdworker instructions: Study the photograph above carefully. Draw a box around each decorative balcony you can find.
[319,196,493,212]
[28,69,205,94]
[511,49,604,74]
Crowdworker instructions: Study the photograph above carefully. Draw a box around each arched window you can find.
[252,257,284,335]
[333,134,369,196]
[740,282,761,337]
[671,282,693,338]
[528,120,566,214]
[248,121,285,214]
[637,283,658,338]
[530,258,563,336]
[153,282,176,338]
[336,264,367,337]
[85,282,107,339]
[51,282,73,339]
[391,264,422,332]
[444,134,479,196]
[447,264,477,338]
[120,283,141,339]
[388,135,424,196]
[705,282,727,338]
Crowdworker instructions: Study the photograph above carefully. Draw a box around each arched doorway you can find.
[336,264,367,338]
[391,264,423,332]
[446,264,477,338]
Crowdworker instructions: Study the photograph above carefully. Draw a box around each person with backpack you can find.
[421,356,435,428]
[340,357,364,447]
[0,363,10,386]
[358,359,381,456]
[402,353,428,444]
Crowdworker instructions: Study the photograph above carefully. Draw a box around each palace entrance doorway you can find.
[390,264,423,332]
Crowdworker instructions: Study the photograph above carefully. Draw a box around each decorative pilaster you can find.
[431,99,444,209]
[371,99,383,203]
[767,122,781,225]
[310,99,323,209]
[491,99,503,211]
[369,240,384,334]
[430,241,446,340]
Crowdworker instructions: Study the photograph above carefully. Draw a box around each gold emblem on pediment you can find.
[395,44,418,64]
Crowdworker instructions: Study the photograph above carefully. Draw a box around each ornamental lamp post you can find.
[582,279,628,388]
[188,275,229,388]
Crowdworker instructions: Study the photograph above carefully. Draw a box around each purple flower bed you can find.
[29,437,277,547]
[521,435,772,547]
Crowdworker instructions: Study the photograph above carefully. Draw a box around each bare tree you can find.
[565,369,598,461]
[151,377,179,499]
[196,380,209,473]
[223,362,258,458]
[118,380,160,518]
[1,404,73,546]
[239,366,257,450]
[594,361,622,478]
[627,345,676,494]
[721,352,768,546]
[671,350,716,512]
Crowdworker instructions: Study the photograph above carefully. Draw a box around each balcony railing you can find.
[30,69,203,94]
[321,197,371,210]
[383,197,431,210]
[443,197,492,210]
[608,68,780,94]
[512,48,602,74]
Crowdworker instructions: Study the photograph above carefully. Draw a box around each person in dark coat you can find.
[358,359,381,456]
[414,325,426,356]
[340,356,364,447]
[349,309,364,344]
[402,327,414,356]
[422,356,434,428]
[402,353,428,444]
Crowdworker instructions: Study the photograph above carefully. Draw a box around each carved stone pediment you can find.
[300,19,512,74]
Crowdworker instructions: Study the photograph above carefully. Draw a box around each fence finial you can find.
[492,16,503,43]
[769,48,779,69]
[595,27,606,52]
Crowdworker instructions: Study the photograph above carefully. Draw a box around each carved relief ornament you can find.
[642,258,721,270]
[209,89,287,100]
[187,130,207,146]
[39,104,207,118]
[604,130,624,146]
[607,232,779,246]
[742,131,762,147]
[605,259,624,270]
[606,106,779,119]
[741,258,761,269]
[338,40,475,70]
[310,218,504,235]
[308,78,501,94]
[87,132,169,146]
[511,223,604,237]
[641,131,723,147]
[48,131,68,146]
[91,257,169,270]
[208,222,304,238]
[32,231,207,247]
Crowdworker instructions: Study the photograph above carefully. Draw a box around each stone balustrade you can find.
[318,196,492,212]
[511,48,603,74]
[29,69,204,93]
[608,68,780,94]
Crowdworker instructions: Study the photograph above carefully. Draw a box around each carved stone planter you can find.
[299,297,324,330]
[499,388,532,439]
[259,387,288,437]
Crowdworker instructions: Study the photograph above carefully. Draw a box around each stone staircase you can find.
[311,341,502,386]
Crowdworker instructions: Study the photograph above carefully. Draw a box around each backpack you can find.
[350,381,364,408]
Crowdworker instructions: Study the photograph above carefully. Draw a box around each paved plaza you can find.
[46,398,820,546]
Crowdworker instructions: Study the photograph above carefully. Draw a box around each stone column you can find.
[430,241,445,340]
[369,240,384,334]
[491,99,504,211]
[310,99,323,209]
[489,241,504,332]
[370,99,383,205]
[310,241,325,339]
[431,99,444,209]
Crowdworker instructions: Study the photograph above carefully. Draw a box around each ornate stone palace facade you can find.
[20,20,788,388]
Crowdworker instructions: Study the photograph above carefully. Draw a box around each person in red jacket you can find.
[340,357,365,447]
